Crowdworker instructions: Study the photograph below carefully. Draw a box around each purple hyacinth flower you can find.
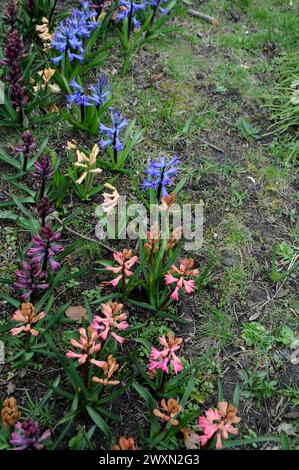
[51,2,99,65]
[27,225,63,272]
[14,259,49,300]
[87,76,110,107]
[148,0,169,15]
[16,131,37,155]
[4,1,18,30]
[10,418,51,450]
[36,197,54,226]
[141,156,179,198]
[99,111,128,152]
[117,0,147,29]
[66,84,89,106]
[32,155,53,181]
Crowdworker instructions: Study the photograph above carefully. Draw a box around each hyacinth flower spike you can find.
[87,75,111,108]
[66,325,102,366]
[92,302,129,344]
[104,248,138,291]
[92,354,120,387]
[165,258,199,302]
[10,303,46,351]
[148,331,184,376]
[153,398,182,426]
[74,144,102,186]
[99,111,128,165]
[15,131,37,172]
[32,155,53,199]
[197,401,240,449]
[1,397,21,428]
[113,436,137,450]
[147,0,169,28]
[36,197,54,227]
[10,418,51,450]
[14,258,49,302]
[4,2,18,30]
[27,225,63,274]
[117,0,147,39]
[142,156,179,202]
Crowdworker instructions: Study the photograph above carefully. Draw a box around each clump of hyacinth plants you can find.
[115,0,177,75]
[62,76,112,134]
[42,301,133,447]
[50,1,113,83]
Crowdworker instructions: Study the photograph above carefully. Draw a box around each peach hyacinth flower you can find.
[153,398,182,426]
[113,436,137,450]
[74,144,102,184]
[101,183,120,214]
[66,326,102,365]
[167,226,183,250]
[92,355,120,387]
[92,302,129,344]
[10,303,46,337]
[36,18,54,51]
[33,68,60,94]
[165,258,199,301]
[105,248,138,287]
[158,193,179,213]
[148,331,184,375]
[144,222,160,254]
[197,401,241,449]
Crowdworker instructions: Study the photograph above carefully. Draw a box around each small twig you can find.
[53,215,116,253]
[188,9,220,26]
[199,138,225,153]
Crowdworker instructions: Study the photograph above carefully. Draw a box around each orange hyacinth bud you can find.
[1,397,20,427]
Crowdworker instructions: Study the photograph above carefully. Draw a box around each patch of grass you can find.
[197,306,235,349]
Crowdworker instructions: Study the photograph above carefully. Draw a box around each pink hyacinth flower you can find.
[92,302,129,344]
[197,401,240,449]
[165,258,199,301]
[148,331,184,376]
[105,249,138,288]
[66,326,102,366]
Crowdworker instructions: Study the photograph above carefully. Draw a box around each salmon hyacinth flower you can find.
[113,436,137,450]
[92,355,120,386]
[92,302,129,344]
[10,303,46,337]
[66,326,102,365]
[153,398,182,426]
[105,249,138,288]
[165,258,199,301]
[148,331,184,375]
[144,222,160,254]
[197,401,241,449]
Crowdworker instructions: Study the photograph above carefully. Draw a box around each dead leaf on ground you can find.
[6,382,16,395]
[181,428,200,449]
[65,306,88,322]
